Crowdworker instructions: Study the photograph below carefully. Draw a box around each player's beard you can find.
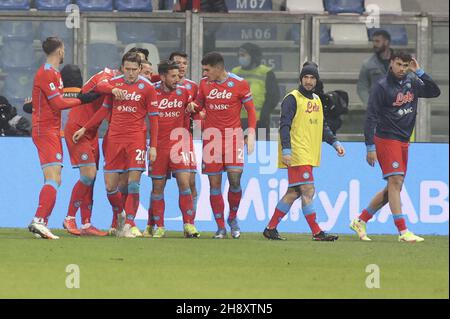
[59,56,64,65]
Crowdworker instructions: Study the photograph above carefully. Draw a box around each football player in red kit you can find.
[28,37,100,239]
[146,60,200,238]
[188,52,256,239]
[73,52,159,238]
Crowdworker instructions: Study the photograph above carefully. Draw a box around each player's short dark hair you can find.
[372,30,391,42]
[391,50,412,62]
[42,37,64,55]
[201,52,224,67]
[158,60,180,75]
[122,52,142,66]
[141,60,152,67]
[169,51,188,61]
[127,47,149,60]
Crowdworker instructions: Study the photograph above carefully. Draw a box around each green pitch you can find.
[0,228,448,299]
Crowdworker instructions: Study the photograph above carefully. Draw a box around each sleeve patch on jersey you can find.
[48,92,60,100]
[148,112,159,116]
[242,96,253,103]
[102,103,111,108]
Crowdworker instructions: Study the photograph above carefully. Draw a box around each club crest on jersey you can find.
[303,172,310,180]
[176,89,182,96]
[138,83,145,90]
[81,153,88,161]
[56,153,62,160]
[392,161,400,169]
[227,81,235,88]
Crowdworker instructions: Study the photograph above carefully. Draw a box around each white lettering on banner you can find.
[420,181,449,223]
[207,89,233,100]
[378,186,418,223]
[318,191,348,231]
[159,98,183,109]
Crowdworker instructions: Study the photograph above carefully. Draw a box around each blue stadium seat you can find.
[225,0,272,11]
[0,39,34,68]
[116,23,156,44]
[3,67,34,102]
[162,0,173,10]
[320,25,331,45]
[0,0,30,10]
[115,0,152,12]
[87,43,120,76]
[324,0,364,14]
[76,0,113,11]
[0,21,33,40]
[39,21,73,42]
[36,0,72,11]
[368,25,408,46]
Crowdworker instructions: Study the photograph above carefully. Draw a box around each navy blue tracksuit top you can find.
[364,69,441,149]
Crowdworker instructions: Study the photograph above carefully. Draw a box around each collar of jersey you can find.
[215,72,230,85]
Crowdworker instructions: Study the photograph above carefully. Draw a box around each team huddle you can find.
[28,36,440,243]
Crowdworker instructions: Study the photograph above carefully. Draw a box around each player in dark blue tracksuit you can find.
[350,50,441,242]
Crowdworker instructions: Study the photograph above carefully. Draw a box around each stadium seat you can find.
[3,67,34,102]
[123,43,160,72]
[87,43,121,76]
[162,0,174,10]
[76,0,113,11]
[286,0,324,12]
[0,21,33,40]
[320,25,331,45]
[39,21,73,41]
[330,24,368,45]
[324,0,365,14]
[116,23,156,44]
[0,0,30,10]
[0,39,34,68]
[215,23,278,41]
[364,0,402,15]
[89,22,118,43]
[115,0,153,12]
[225,0,272,11]
[368,25,408,46]
[36,0,72,11]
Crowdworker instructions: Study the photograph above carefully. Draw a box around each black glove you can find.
[77,92,101,105]
[23,102,33,114]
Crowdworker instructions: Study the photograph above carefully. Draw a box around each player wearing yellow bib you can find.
[263,64,345,241]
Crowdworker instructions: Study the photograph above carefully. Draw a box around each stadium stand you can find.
[116,22,157,44]
[3,67,33,101]
[367,25,408,46]
[87,43,121,75]
[0,39,35,69]
[0,0,30,10]
[89,22,118,43]
[286,0,324,13]
[76,0,113,11]
[324,0,365,15]
[36,0,72,11]
[330,24,368,44]
[115,0,153,12]
[0,21,33,40]
[365,0,402,15]
[225,0,272,11]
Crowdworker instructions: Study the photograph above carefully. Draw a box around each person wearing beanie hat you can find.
[232,43,280,139]
[263,62,345,241]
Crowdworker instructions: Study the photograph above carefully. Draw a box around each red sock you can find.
[268,209,287,229]
[393,214,407,233]
[359,208,376,223]
[107,189,123,228]
[210,189,225,229]
[35,182,58,220]
[192,196,198,221]
[120,188,128,212]
[151,194,165,227]
[147,203,154,226]
[179,190,194,225]
[125,193,139,227]
[66,178,93,218]
[305,213,322,235]
[227,187,242,221]
[80,187,94,225]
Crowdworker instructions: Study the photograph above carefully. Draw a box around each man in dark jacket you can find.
[0,95,31,136]
[351,50,441,243]
[232,43,280,138]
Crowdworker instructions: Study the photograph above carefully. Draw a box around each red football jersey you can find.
[180,78,198,101]
[196,73,253,133]
[32,63,64,135]
[104,75,158,143]
[67,68,118,138]
[154,82,192,148]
